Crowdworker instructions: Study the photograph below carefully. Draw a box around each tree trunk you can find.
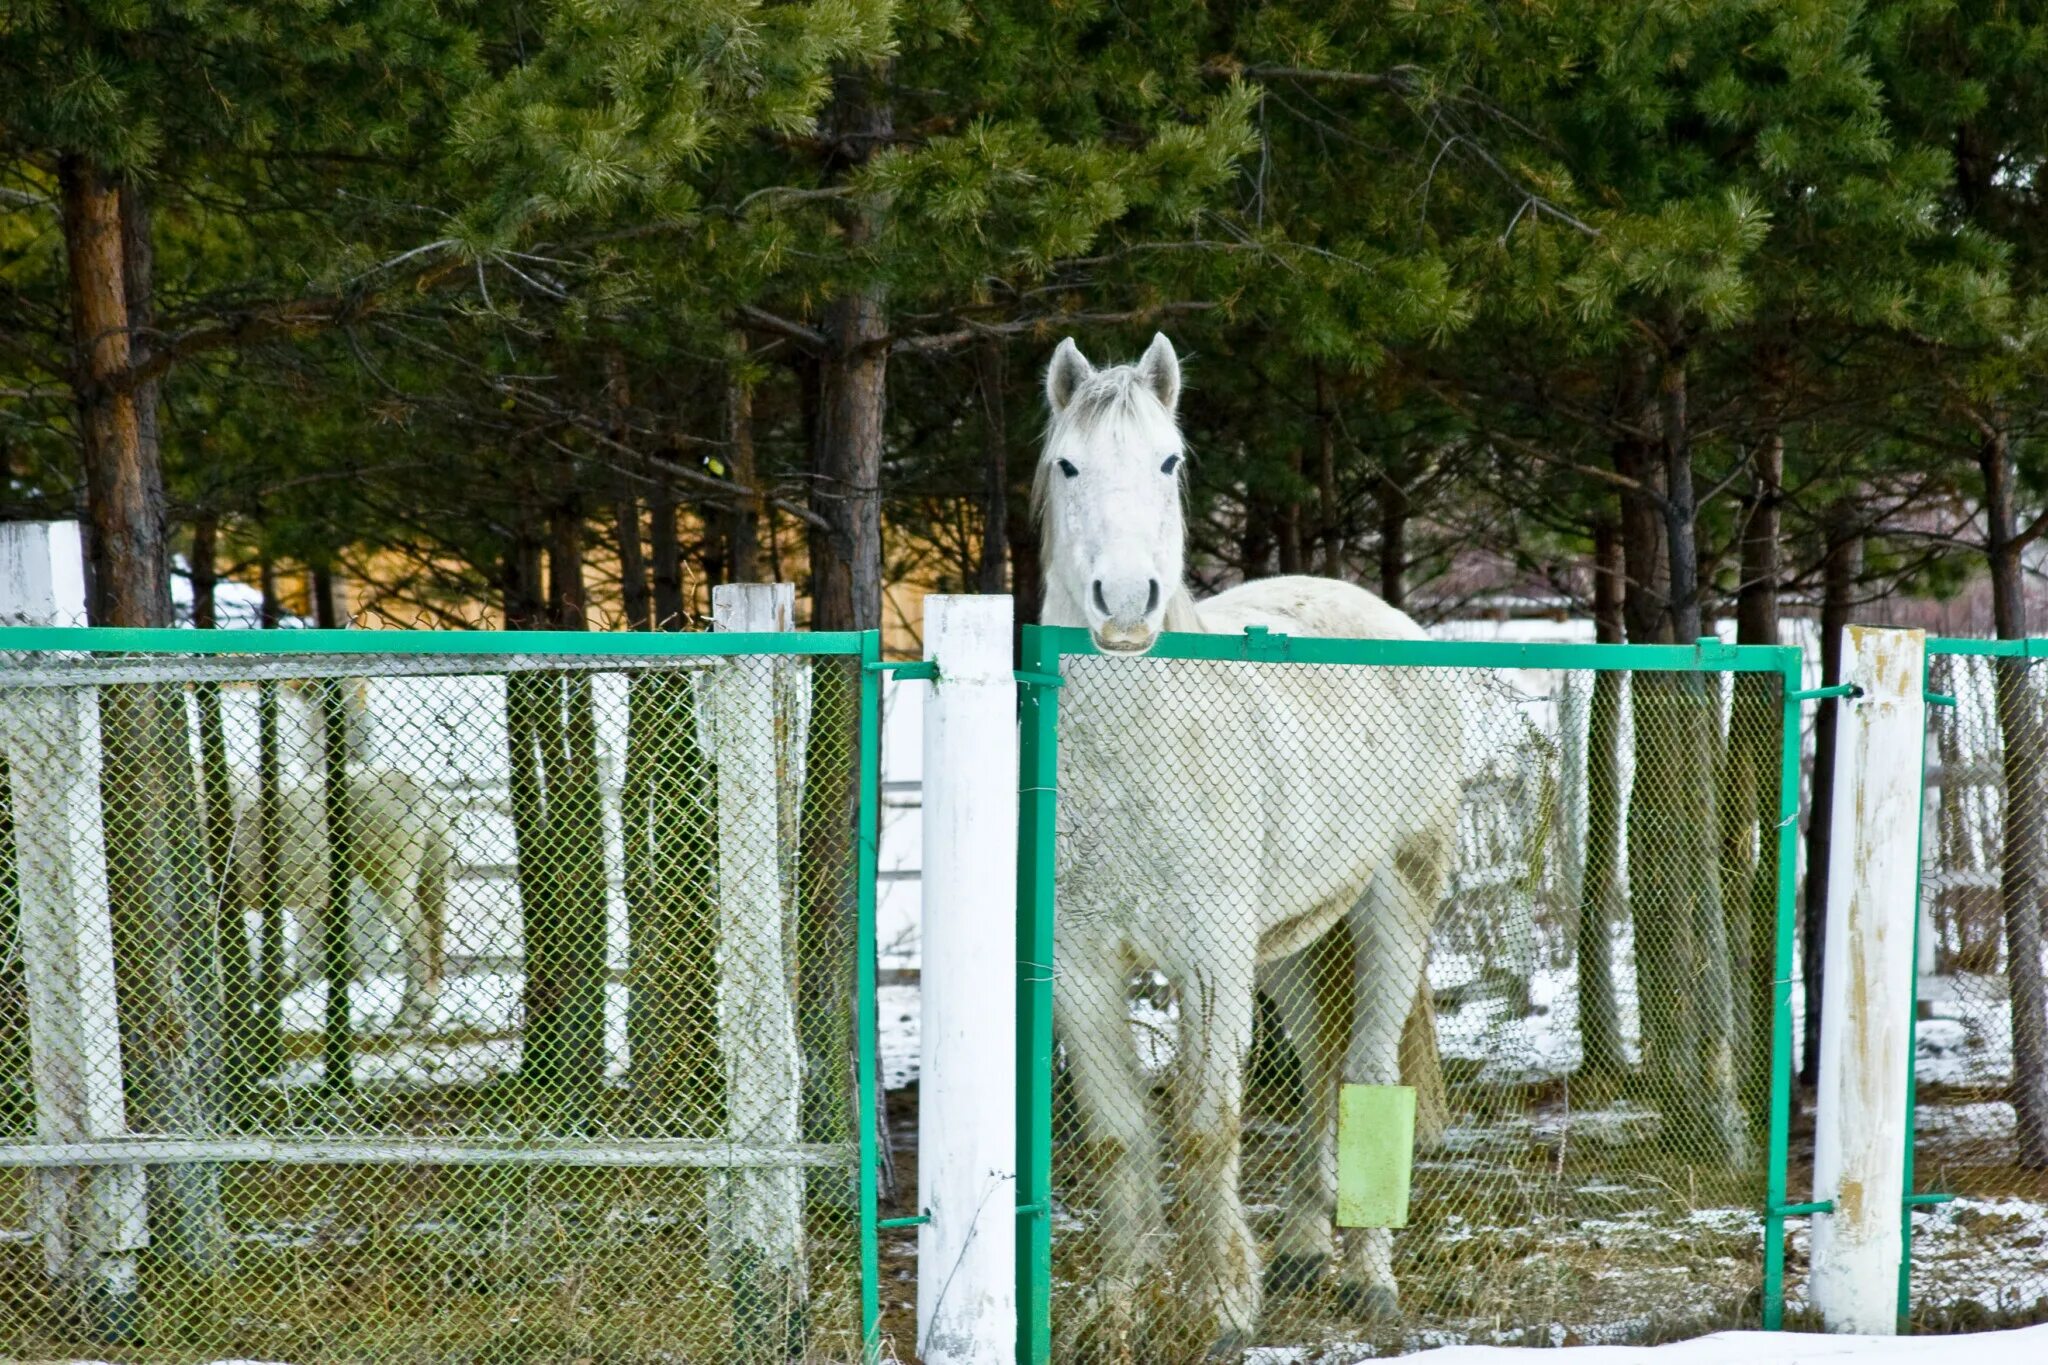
[1657,344,1702,645]
[651,477,685,629]
[1314,365,1343,578]
[253,559,286,1084]
[502,532,557,1093]
[975,340,1008,595]
[1650,338,1744,1162]
[809,70,892,636]
[1578,519,1628,1092]
[119,177,161,527]
[1613,345,1742,1163]
[63,158,168,628]
[1801,506,1861,1088]
[1722,424,1784,1127]
[608,352,652,631]
[616,484,651,632]
[799,66,894,1218]
[1377,459,1407,609]
[61,153,232,1278]
[515,500,611,1117]
[311,566,355,1096]
[700,520,729,608]
[1614,353,1668,647]
[190,520,254,1108]
[622,615,720,1132]
[1980,427,2048,1168]
[1008,488,1042,663]
[1241,493,1276,580]
[728,344,763,586]
[1278,439,1305,576]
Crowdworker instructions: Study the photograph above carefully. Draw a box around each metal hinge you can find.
[866,660,938,682]
[1242,625,1290,662]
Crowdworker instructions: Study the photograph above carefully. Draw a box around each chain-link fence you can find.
[1021,632,1797,1363]
[0,632,880,1362]
[1913,645,2048,1331]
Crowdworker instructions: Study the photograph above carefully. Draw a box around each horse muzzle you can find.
[1091,622,1159,655]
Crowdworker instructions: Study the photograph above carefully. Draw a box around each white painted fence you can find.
[916,596,1018,1364]
[0,521,146,1336]
[1811,626,1926,1334]
[707,582,810,1328]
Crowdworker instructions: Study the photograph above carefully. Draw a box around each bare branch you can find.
[734,305,826,351]
[894,302,1220,356]
[1208,61,1423,94]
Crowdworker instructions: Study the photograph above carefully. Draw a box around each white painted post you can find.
[0,521,147,1334]
[918,595,1018,1364]
[1811,624,1926,1335]
[708,583,810,1340]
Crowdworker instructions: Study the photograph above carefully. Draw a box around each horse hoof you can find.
[1263,1253,1327,1297]
[1336,1281,1400,1321]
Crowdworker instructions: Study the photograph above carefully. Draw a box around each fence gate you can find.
[0,623,884,1362]
[1910,638,2048,1330]
[1016,626,1806,1362]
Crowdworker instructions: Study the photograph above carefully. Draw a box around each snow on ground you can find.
[1897,1195,2048,1317]
[1391,1323,2048,1364]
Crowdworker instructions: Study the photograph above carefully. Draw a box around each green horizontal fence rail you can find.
[1016,626,1808,1363]
[0,626,885,1364]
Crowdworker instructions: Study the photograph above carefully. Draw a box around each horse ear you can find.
[1138,333,1180,413]
[1047,338,1093,414]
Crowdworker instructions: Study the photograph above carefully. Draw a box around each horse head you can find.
[1037,333,1187,655]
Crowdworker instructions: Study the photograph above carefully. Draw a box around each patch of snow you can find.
[879,983,919,1091]
[1400,1323,2048,1363]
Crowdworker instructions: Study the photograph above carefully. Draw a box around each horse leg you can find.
[1259,936,1346,1299]
[1171,954,1260,1356]
[1055,949,1165,1341]
[1338,840,1446,1319]
[390,842,446,1033]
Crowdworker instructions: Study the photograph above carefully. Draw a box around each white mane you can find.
[1031,362,1184,534]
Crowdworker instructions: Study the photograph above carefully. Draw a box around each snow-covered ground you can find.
[27,1325,2048,1365]
[1396,1323,2048,1364]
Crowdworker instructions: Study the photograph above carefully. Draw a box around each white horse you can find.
[228,767,452,1032]
[1039,335,1463,1356]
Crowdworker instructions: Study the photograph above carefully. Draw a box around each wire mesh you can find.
[0,641,874,1362]
[1041,653,1786,1362]
[1913,651,2048,1331]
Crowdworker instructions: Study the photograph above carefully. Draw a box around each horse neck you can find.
[1040,577,1089,630]
[1162,587,1203,633]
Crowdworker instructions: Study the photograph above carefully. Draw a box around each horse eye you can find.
[1057,458,1079,479]
[1161,455,1181,475]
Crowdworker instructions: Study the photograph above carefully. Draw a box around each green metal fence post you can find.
[857,631,884,1363]
[1896,649,1939,1329]
[1016,626,1059,1365]
[1764,646,1807,1330]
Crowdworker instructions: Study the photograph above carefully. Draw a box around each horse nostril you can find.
[1146,579,1160,614]
[1092,580,1109,616]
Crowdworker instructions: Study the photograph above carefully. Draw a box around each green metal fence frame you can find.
[0,624,890,1361]
[1013,625,1810,1363]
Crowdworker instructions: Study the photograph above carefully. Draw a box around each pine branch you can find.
[894,302,1219,355]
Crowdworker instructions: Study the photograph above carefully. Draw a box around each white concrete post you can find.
[708,583,809,1334]
[917,595,1018,1364]
[0,521,147,1331]
[1811,624,1926,1334]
